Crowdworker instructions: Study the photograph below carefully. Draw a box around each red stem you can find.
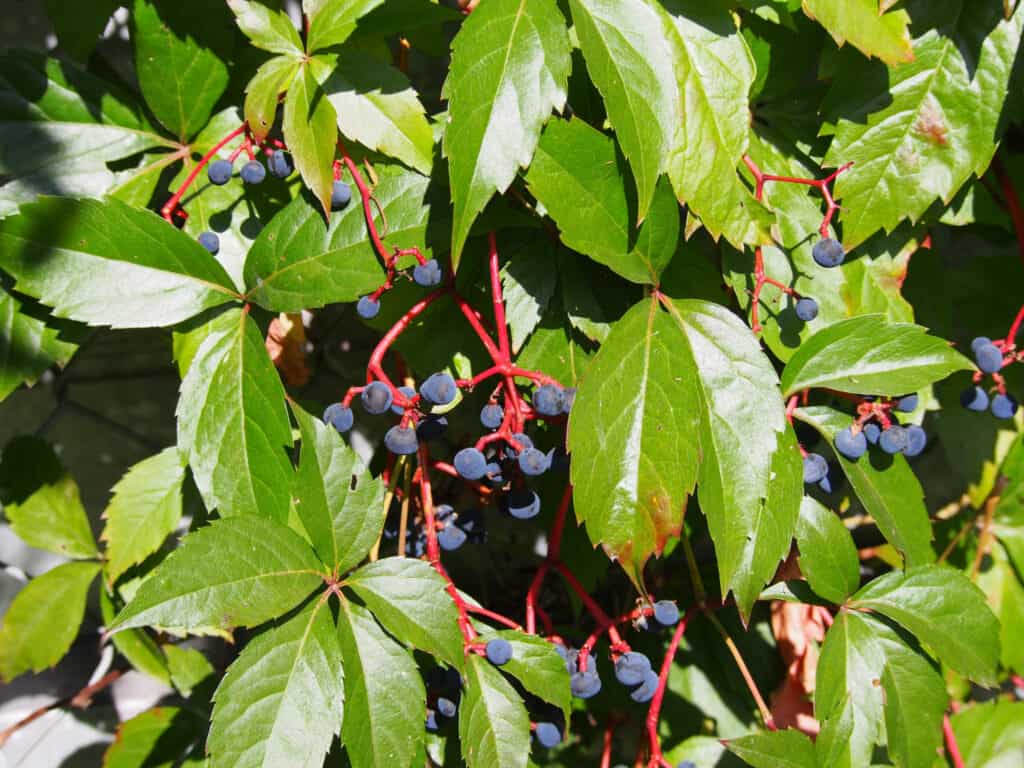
[944,714,965,768]
[464,603,523,630]
[488,232,512,361]
[645,608,695,767]
[161,123,246,222]
[993,156,1024,266]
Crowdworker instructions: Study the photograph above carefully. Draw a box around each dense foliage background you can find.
[0,0,1022,766]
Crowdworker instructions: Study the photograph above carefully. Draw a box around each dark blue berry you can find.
[435,504,455,522]
[198,231,220,255]
[436,697,457,718]
[795,297,818,322]
[331,180,352,210]
[533,384,565,416]
[506,488,541,520]
[240,160,266,184]
[484,461,504,485]
[863,422,881,445]
[518,448,549,476]
[630,669,660,703]
[357,295,380,319]
[614,652,652,687]
[413,259,442,287]
[360,381,393,415]
[509,433,533,456]
[812,237,845,268]
[992,393,1018,420]
[485,638,513,665]
[454,448,487,480]
[895,394,918,412]
[818,472,833,494]
[416,415,448,442]
[961,386,989,412]
[267,150,293,179]
[570,668,601,699]
[975,343,1004,373]
[384,425,418,455]
[678,762,697,768]
[653,600,679,627]
[391,385,416,415]
[802,453,827,484]
[535,722,561,748]
[903,425,927,457]
[971,336,993,356]
[420,372,457,406]
[835,427,867,460]
[425,709,439,732]
[879,425,909,455]
[438,524,466,551]
[562,388,576,414]
[480,404,504,430]
[207,159,233,185]
[323,403,353,433]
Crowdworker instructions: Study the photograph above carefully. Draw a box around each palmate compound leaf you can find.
[336,596,427,768]
[802,0,914,65]
[443,0,571,269]
[816,609,947,768]
[568,295,802,616]
[0,197,240,328]
[227,0,304,55]
[459,653,532,768]
[822,2,1024,249]
[794,405,934,567]
[344,557,464,670]
[0,561,101,681]
[109,516,325,635]
[177,307,294,522]
[849,564,1001,685]
[244,55,301,143]
[290,402,386,574]
[208,598,343,768]
[779,314,972,397]
[101,447,186,584]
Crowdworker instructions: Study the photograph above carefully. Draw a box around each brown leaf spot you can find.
[914,97,949,146]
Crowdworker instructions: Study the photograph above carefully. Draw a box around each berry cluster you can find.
[960,335,1021,419]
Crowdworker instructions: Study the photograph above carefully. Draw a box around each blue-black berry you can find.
[533,384,565,416]
[863,422,881,445]
[198,231,220,255]
[879,425,909,455]
[485,638,513,665]
[425,710,439,732]
[903,424,927,457]
[895,394,919,413]
[795,297,818,322]
[267,150,293,179]
[454,447,487,480]
[207,159,233,185]
[992,393,1018,420]
[562,388,576,414]
[961,386,989,412]
[506,488,541,520]
[391,385,416,415]
[975,342,1004,374]
[436,697,457,718]
[438,524,467,551]
[323,403,353,433]
[835,427,867,459]
[570,668,601,699]
[420,372,457,406]
[384,425,418,455]
[361,381,393,415]
[357,295,380,319]
[331,180,352,211]
[413,259,442,287]
[480,403,504,429]
[812,237,845,268]
[534,722,561,748]
[614,652,652,687]
[653,600,679,627]
[802,453,828,484]
[630,669,660,703]
[518,448,549,476]
[971,336,993,355]
[240,160,266,184]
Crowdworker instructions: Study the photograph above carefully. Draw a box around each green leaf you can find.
[109,517,324,634]
[103,707,205,768]
[976,540,1024,672]
[567,298,699,587]
[443,0,571,269]
[484,630,571,721]
[336,596,426,768]
[568,0,678,223]
[802,0,914,64]
[822,4,1024,248]
[779,315,971,397]
[305,0,387,52]
[881,645,948,768]
[345,557,464,669]
[283,64,338,218]
[459,653,531,768]
[164,644,215,697]
[725,729,816,768]
[45,0,120,61]
[0,53,171,217]
[177,308,294,522]
[794,406,934,567]
[227,0,304,54]
[99,588,171,684]
[795,496,860,604]
[208,599,343,768]
[0,561,100,681]
[245,56,301,142]
[0,287,80,401]
[849,564,1001,685]
[816,609,945,768]
[661,0,771,248]
[291,402,385,574]
[131,0,232,140]
[6,473,97,559]
[242,185,390,312]
[323,49,434,174]
[524,117,678,284]
[501,238,557,353]
[569,296,801,613]
[950,700,1024,767]
[0,197,240,328]
[101,447,185,584]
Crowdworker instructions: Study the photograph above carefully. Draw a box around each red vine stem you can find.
[944,714,966,768]
[161,123,247,223]
[993,156,1024,266]
[645,608,696,767]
